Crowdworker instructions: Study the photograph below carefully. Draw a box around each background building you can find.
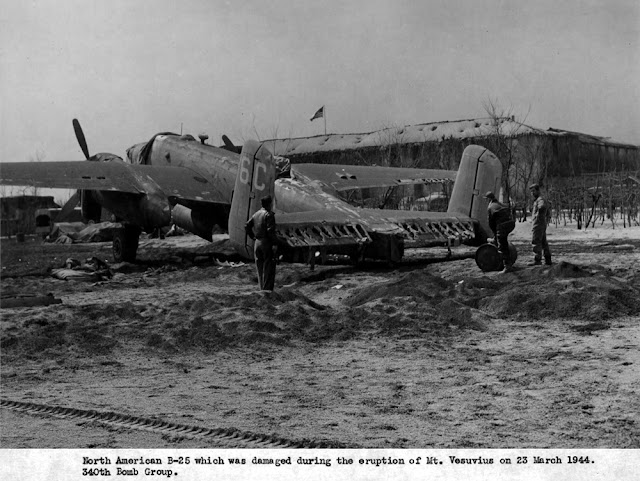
[0,195,59,237]
[266,118,640,223]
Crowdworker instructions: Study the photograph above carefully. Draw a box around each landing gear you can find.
[113,225,141,263]
[349,245,365,266]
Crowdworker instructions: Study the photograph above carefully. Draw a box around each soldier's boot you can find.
[544,256,552,266]
[499,254,514,273]
[500,264,514,274]
[528,259,542,266]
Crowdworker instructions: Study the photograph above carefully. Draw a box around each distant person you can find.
[245,195,278,291]
[484,191,516,273]
[529,183,552,266]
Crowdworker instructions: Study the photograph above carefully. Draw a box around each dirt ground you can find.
[1,221,639,448]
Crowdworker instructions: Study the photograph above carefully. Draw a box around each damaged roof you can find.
[264,118,639,157]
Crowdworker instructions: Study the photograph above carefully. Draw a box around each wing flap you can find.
[360,208,476,247]
[276,210,371,249]
[275,208,476,251]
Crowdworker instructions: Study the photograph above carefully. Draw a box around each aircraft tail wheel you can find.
[113,225,140,263]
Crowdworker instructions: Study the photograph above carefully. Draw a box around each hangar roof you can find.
[264,117,638,157]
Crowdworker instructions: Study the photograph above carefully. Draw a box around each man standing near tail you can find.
[245,195,278,290]
[529,183,552,266]
[484,191,516,273]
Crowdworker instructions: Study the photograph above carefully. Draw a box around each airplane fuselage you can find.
[120,135,482,258]
[130,135,361,223]
[132,135,237,203]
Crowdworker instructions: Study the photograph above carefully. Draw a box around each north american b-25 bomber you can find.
[0,119,502,265]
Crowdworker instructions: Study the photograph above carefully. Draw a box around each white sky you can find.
[1,0,638,172]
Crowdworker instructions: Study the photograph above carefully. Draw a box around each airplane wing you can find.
[291,163,456,192]
[275,207,476,252]
[0,161,228,204]
[359,208,477,248]
[276,209,372,249]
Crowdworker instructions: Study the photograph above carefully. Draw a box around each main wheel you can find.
[113,225,140,263]
[475,243,518,271]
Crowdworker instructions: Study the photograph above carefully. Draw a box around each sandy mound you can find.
[479,262,640,323]
[3,228,640,449]
[344,271,493,334]
[346,270,453,306]
[342,262,640,332]
[2,259,638,365]
[0,275,474,363]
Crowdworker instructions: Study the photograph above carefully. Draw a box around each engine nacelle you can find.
[171,204,216,241]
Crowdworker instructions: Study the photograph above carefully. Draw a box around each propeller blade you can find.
[72,118,90,160]
[221,135,241,153]
[56,191,80,222]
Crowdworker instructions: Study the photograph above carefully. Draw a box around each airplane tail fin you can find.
[228,140,277,259]
[447,145,502,240]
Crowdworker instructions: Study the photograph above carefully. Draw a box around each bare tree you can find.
[482,97,537,218]
[372,124,409,209]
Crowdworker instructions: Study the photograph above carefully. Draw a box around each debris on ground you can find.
[0,293,62,309]
[214,258,245,268]
[46,222,121,244]
[50,257,112,282]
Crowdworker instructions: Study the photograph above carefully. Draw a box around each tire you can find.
[113,225,140,263]
[475,243,518,272]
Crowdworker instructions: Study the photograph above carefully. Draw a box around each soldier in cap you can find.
[245,195,278,290]
[484,191,516,273]
[528,183,552,266]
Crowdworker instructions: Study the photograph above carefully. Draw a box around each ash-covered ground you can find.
[1,221,639,448]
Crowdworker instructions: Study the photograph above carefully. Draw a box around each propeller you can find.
[221,135,241,153]
[73,118,90,160]
[57,119,91,222]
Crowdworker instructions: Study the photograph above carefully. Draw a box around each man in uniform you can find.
[245,195,278,290]
[529,183,552,266]
[484,191,516,273]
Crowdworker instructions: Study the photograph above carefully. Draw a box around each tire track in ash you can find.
[1,399,350,448]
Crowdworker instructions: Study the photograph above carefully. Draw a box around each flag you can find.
[310,106,324,121]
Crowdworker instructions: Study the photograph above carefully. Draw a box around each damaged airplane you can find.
[0,120,502,265]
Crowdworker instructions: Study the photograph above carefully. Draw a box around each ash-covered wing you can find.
[275,208,476,252]
[276,209,372,249]
[0,161,228,204]
[0,161,142,193]
[132,164,229,204]
[291,163,456,192]
[360,208,477,248]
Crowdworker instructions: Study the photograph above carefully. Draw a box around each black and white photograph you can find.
[1,1,638,479]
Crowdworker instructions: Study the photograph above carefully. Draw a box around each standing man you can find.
[484,191,516,273]
[529,183,552,266]
[245,195,278,290]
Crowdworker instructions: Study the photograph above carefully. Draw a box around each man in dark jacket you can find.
[529,183,552,266]
[245,196,278,290]
[484,191,516,273]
